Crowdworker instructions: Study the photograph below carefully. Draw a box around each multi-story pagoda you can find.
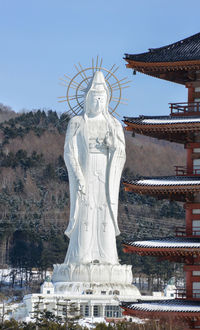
[121,33,200,329]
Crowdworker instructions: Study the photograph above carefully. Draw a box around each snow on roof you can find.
[138,178,200,186]
[123,237,200,249]
[143,117,200,124]
[125,238,200,249]
[124,115,200,125]
[123,299,200,313]
[125,176,200,187]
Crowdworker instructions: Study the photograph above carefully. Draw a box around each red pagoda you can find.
[121,33,200,329]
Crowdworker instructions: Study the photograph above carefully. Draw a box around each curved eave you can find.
[123,181,200,202]
[123,243,200,258]
[125,59,200,70]
[125,59,200,84]
[124,120,200,144]
[122,306,200,320]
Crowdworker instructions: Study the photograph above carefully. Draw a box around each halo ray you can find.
[99,58,103,71]
[64,74,81,86]
[60,78,79,89]
[112,97,128,101]
[106,66,119,81]
[92,58,94,74]
[96,56,99,71]
[105,64,116,79]
[79,62,88,80]
[74,65,88,86]
[112,100,127,105]
[113,86,130,91]
[111,77,129,87]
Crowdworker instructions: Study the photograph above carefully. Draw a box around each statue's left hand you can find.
[105,131,116,150]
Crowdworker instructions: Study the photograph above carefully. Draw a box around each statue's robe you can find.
[63,113,125,265]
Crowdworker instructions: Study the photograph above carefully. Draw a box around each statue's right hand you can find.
[78,178,86,195]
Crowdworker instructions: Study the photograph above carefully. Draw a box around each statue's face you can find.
[87,89,107,117]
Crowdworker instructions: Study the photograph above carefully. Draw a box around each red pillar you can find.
[185,206,192,236]
[186,147,193,175]
[188,86,195,103]
[186,270,192,299]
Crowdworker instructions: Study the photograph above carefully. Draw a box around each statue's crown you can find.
[90,71,107,92]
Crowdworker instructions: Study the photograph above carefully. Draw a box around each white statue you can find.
[63,71,126,265]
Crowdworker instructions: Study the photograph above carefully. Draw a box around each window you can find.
[62,307,67,316]
[193,159,200,175]
[192,209,200,214]
[105,305,122,318]
[193,271,200,276]
[85,305,89,317]
[193,282,200,298]
[192,220,200,235]
[101,291,106,295]
[113,290,120,295]
[80,305,83,315]
[93,305,100,317]
[47,290,50,294]
[86,290,93,295]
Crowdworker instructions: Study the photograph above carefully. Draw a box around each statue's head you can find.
[84,71,110,117]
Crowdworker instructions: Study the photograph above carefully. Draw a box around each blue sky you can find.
[0,0,199,118]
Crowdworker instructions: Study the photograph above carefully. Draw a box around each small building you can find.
[40,276,55,295]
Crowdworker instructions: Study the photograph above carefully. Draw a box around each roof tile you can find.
[125,33,200,63]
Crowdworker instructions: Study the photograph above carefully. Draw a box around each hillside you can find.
[125,132,185,176]
[0,104,19,123]
[0,107,185,288]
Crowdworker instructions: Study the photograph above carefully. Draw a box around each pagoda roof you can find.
[124,33,200,84]
[125,33,200,64]
[121,299,200,317]
[123,237,200,250]
[124,115,200,143]
[123,237,200,260]
[124,115,200,125]
[124,176,200,202]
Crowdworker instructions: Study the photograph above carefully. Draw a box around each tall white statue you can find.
[53,67,140,297]
[63,71,126,266]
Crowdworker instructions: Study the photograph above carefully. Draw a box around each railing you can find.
[175,226,200,237]
[175,288,186,299]
[175,288,200,299]
[174,165,200,176]
[175,226,186,237]
[170,102,200,116]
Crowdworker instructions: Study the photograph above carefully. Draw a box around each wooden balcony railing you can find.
[175,226,200,237]
[175,288,186,299]
[174,165,200,176]
[176,288,200,299]
[175,227,186,237]
[170,102,200,116]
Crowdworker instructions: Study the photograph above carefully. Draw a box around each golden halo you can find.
[58,57,130,117]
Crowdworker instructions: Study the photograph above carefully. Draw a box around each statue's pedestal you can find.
[52,263,132,284]
[52,263,140,297]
